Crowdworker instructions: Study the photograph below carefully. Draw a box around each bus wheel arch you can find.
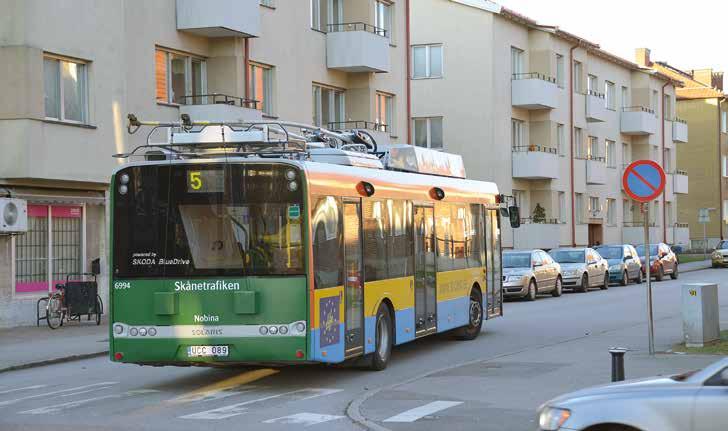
[455,284,483,340]
[369,300,394,371]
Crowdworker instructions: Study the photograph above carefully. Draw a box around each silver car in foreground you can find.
[503,249,562,301]
[548,248,609,292]
[538,357,728,431]
[711,240,728,268]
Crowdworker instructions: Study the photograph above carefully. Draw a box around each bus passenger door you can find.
[485,209,503,318]
[414,205,437,335]
[343,200,364,356]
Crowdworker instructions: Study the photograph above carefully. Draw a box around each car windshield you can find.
[549,250,585,264]
[635,245,659,256]
[595,246,622,259]
[503,253,531,268]
[717,241,728,250]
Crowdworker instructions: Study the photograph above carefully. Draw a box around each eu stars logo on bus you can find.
[319,296,340,348]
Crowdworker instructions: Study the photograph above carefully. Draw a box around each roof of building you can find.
[650,61,725,99]
[677,87,725,100]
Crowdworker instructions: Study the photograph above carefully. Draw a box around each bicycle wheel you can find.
[46,294,65,329]
[95,295,103,325]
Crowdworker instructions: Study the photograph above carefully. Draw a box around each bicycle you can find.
[43,273,103,329]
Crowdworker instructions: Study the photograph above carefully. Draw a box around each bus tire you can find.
[369,303,393,371]
[455,289,483,340]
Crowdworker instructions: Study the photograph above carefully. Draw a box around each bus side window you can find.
[387,200,414,278]
[468,204,483,268]
[435,203,453,272]
[363,199,389,282]
[312,196,343,289]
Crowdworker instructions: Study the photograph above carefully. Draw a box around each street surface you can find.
[1,268,726,431]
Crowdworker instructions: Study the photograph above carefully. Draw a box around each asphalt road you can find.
[1,268,726,431]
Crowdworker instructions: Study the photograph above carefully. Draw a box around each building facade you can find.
[0,0,408,327]
[641,53,728,248]
[410,0,687,250]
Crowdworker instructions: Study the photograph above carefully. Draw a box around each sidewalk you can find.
[680,258,712,273]
[0,318,109,373]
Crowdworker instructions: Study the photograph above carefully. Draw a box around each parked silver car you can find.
[537,357,728,431]
[711,240,728,268]
[548,248,609,292]
[503,249,562,301]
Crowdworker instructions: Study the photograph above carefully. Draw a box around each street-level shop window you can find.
[413,117,443,149]
[43,55,88,123]
[15,205,83,294]
[155,48,206,105]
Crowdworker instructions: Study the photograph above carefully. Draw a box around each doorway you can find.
[343,200,364,356]
[588,223,603,247]
[414,205,437,336]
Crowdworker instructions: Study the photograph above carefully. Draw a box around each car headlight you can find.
[539,406,571,431]
[713,251,721,258]
[506,275,523,282]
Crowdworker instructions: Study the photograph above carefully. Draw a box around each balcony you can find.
[328,121,392,146]
[512,146,559,180]
[672,119,688,143]
[586,91,608,123]
[674,170,689,194]
[326,23,390,73]
[511,73,559,110]
[586,156,607,184]
[513,219,561,250]
[176,0,260,37]
[622,222,660,244]
[621,106,657,135]
[178,94,263,123]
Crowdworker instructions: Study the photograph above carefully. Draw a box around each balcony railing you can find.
[674,117,687,124]
[622,106,655,114]
[623,221,657,227]
[328,121,389,133]
[512,72,556,84]
[676,169,688,176]
[512,145,557,154]
[586,154,606,162]
[177,93,259,109]
[327,22,387,37]
[520,217,561,225]
[587,90,605,99]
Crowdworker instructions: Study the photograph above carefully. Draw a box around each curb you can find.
[0,350,108,375]
[681,264,711,274]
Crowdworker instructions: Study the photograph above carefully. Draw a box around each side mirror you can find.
[624,256,632,262]
[508,206,521,229]
[533,262,542,268]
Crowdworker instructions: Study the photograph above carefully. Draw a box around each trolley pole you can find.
[643,203,655,356]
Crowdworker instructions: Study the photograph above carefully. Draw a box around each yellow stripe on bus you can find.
[364,276,415,317]
[436,267,485,302]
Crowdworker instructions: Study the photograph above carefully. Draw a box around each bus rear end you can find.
[109,161,310,365]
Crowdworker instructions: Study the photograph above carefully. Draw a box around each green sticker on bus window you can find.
[288,204,301,220]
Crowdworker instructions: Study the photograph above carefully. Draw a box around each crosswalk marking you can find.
[263,412,345,427]
[0,385,47,396]
[170,385,261,404]
[0,382,118,407]
[180,388,343,420]
[18,389,159,415]
[383,401,463,423]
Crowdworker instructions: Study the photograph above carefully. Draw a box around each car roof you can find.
[505,249,542,254]
[550,247,588,252]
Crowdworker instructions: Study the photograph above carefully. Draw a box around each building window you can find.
[43,55,88,123]
[574,127,583,158]
[623,199,631,223]
[511,47,524,76]
[511,119,524,150]
[155,49,206,105]
[588,136,599,160]
[312,84,345,128]
[587,75,599,95]
[605,81,615,109]
[724,200,728,222]
[414,117,443,149]
[573,61,583,92]
[663,94,672,120]
[575,193,584,224]
[722,111,727,133]
[589,196,600,217]
[513,190,527,218]
[376,92,394,134]
[375,0,393,39]
[666,202,673,226]
[557,123,565,155]
[311,0,343,32]
[606,199,616,225]
[412,44,443,79]
[558,192,566,223]
[556,54,565,88]
[606,140,616,167]
[15,205,84,294]
[621,86,629,108]
[650,201,658,225]
[260,0,275,6]
[249,62,274,115]
[622,143,630,167]
[651,89,658,115]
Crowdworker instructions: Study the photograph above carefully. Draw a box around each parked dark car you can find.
[635,243,678,281]
[594,244,643,286]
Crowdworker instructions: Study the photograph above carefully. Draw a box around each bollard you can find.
[609,347,627,382]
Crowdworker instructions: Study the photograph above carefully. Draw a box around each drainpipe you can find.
[720,97,726,240]
[661,81,669,243]
[405,0,412,144]
[244,38,250,100]
[569,44,579,246]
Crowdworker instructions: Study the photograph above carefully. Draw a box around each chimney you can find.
[692,69,715,87]
[714,72,724,91]
[635,48,651,67]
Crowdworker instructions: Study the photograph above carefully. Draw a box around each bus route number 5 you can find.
[190,171,203,191]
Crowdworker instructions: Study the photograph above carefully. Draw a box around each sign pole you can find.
[704,223,707,260]
[643,204,655,356]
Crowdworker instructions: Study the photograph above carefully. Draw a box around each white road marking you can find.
[180,388,343,420]
[0,385,47,396]
[383,401,463,423]
[0,382,118,407]
[263,412,344,427]
[170,385,262,404]
[18,389,159,415]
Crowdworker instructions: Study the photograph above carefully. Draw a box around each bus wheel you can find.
[369,304,392,371]
[456,290,483,340]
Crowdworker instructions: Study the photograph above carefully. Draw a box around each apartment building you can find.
[410,0,686,250]
[0,0,408,327]
[640,52,727,248]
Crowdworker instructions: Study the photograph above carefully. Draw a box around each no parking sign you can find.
[622,160,666,203]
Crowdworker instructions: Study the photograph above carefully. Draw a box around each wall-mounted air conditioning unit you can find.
[0,198,28,234]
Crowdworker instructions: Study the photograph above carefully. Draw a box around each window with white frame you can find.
[588,136,599,160]
[556,54,565,88]
[664,94,672,120]
[413,117,443,149]
[312,84,345,128]
[558,192,566,223]
[249,62,274,115]
[606,199,616,225]
[43,55,88,123]
[155,49,206,105]
[511,47,524,76]
[574,127,583,158]
[621,85,629,108]
[722,111,727,133]
[664,148,671,172]
[606,140,616,167]
[589,196,600,216]
[622,142,630,166]
[722,155,727,177]
[587,74,597,94]
[376,92,394,134]
[573,61,583,92]
[412,44,443,79]
[375,0,393,38]
[511,119,524,150]
[311,0,343,32]
[14,205,84,295]
[557,123,565,155]
[605,81,615,109]
[575,193,584,223]
[623,199,631,223]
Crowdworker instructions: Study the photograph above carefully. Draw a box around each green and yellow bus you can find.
[109,122,503,370]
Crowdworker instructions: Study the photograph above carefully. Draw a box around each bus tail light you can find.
[114,352,124,361]
[295,350,304,359]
